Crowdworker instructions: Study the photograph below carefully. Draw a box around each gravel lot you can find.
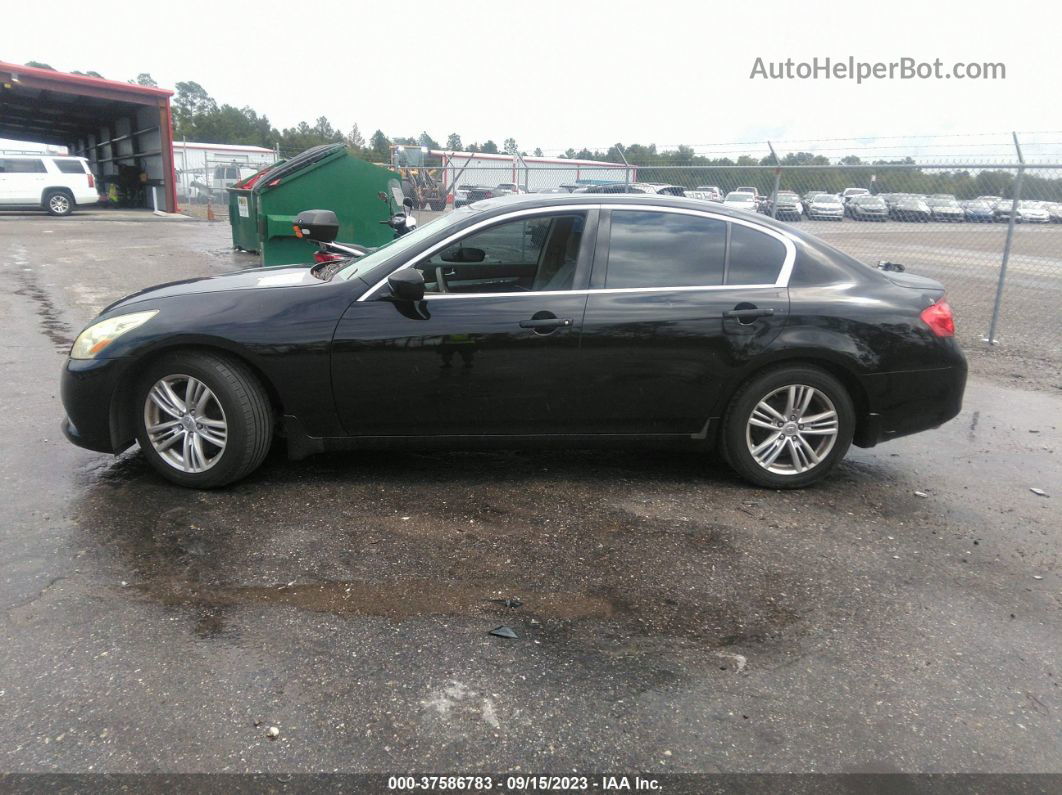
[0,210,1058,775]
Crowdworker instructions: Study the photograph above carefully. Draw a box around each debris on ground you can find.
[914,491,928,498]
[266,726,280,739]
[1029,488,1049,497]
[489,626,518,639]
[490,598,523,608]
[715,651,747,673]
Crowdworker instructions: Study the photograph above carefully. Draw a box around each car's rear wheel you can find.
[44,190,74,216]
[134,351,273,488]
[721,365,854,489]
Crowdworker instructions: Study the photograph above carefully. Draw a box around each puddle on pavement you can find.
[66,447,912,651]
[133,577,618,621]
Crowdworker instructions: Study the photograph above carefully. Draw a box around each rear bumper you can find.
[60,356,133,453]
[855,360,967,447]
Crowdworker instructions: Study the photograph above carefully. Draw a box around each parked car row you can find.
[448,181,1062,225]
[718,187,1062,224]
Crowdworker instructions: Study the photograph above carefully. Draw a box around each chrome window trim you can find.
[358,203,797,301]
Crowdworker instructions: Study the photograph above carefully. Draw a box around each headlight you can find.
[70,310,158,359]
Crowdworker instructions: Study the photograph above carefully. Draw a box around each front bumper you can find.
[60,356,133,453]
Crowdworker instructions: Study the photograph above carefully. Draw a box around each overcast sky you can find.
[4,0,1060,160]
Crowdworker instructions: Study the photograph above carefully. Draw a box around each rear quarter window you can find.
[54,159,88,174]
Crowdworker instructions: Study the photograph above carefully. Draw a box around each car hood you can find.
[101,266,319,314]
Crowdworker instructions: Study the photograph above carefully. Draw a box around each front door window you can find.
[415,213,587,294]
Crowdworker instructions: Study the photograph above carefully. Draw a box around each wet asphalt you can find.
[0,211,1059,773]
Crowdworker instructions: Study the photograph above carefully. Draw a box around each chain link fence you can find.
[177,152,280,215]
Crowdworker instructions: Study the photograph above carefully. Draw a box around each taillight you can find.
[920,297,955,337]
[87,173,95,189]
[313,251,344,264]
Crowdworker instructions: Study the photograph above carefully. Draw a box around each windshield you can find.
[854,197,885,205]
[814,196,841,204]
[927,198,958,206]
[726,192,754,201]
[336,211,471,281]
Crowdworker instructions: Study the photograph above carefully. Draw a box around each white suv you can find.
[0,154,99,216]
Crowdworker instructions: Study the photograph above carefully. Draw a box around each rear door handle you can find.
[519,317,573,329]
[723,308,775,320]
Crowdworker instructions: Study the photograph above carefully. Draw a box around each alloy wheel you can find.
[143,374,228,473]
[745,384,839,475]
[49,194,70,214]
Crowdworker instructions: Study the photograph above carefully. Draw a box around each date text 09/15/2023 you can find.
[387,774,662,791]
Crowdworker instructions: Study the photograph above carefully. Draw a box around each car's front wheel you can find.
[134,351,273,488]
[721,365,854,489]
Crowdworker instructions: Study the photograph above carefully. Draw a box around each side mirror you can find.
[387,268,425,302]
[440,246,485,263]
[293,209,339,243]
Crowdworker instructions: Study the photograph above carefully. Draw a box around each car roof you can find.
[472,192,771,221]
[1,153,85,159]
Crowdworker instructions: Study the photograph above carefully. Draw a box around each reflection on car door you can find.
[331,210,598,437]
[579,208,791,435]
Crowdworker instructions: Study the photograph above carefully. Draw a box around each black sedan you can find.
[61,194,966,490]
[846,195,889,221]
[890,196,932,222]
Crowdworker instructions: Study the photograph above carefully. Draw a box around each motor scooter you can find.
[293,197,417,265]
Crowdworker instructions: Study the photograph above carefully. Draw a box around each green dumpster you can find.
[247,143,403,266]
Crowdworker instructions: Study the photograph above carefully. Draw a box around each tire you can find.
[134,351,273,488]
[720,365,855,489]
[44,189,74,216]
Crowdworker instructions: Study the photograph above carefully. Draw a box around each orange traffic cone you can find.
[207,200,216,222]
[445,192,454,208]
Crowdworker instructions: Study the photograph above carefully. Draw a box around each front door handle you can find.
[519,317,573,329]
[723,307,775,320]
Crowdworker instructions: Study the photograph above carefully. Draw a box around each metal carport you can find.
[0,61,178,212]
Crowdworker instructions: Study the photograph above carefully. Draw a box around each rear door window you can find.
[605,210,726,289]
[726,223,786,285]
